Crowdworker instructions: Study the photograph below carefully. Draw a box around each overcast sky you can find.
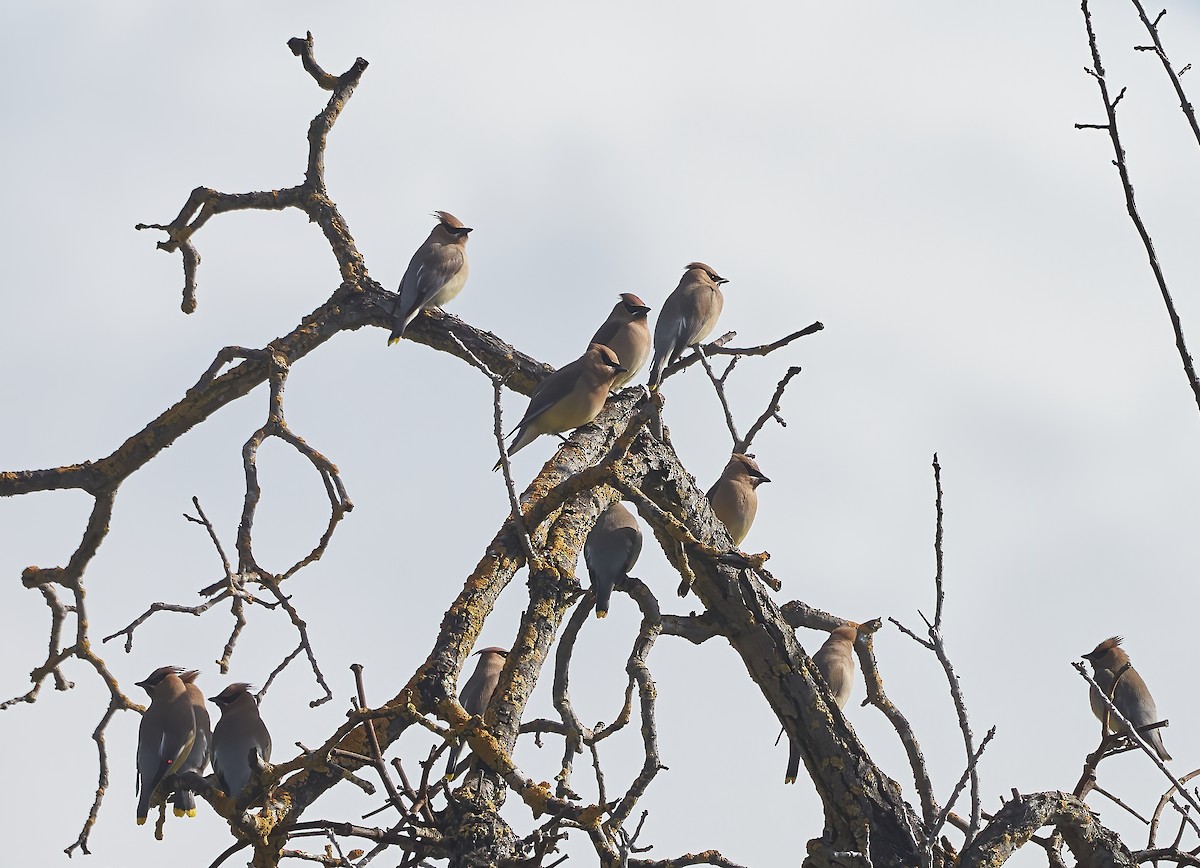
[3,3,1200,867]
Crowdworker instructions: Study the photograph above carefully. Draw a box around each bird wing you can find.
[509,360,579,434]
[590,316,621,349]
[397,244,465,321]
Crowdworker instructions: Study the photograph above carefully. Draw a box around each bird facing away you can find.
[707,453,771,546]
[786,625,859,784]
[647,262,728,388]
[584,501,643,618]
[169,670,212,818]
[446,647,509,779]
[1084,636,1171,761]
[589,293,652,390]
[496,343,627,468]
[387,210,472,344]
[209,683,273,802]
[814,625,857,710]
[135,666,197,825]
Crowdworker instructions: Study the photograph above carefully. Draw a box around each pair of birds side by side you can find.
[135,667,273,825]
[387,214,734,466]
[496,262,731,466]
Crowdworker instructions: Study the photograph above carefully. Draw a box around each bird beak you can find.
[716,277,729,285]
[632,304,651,315]
[615,364,628,373]
[460,227,474,235]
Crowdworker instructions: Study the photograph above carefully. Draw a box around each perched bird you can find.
[647,262,728,388]
[387,210,472,344]
[707,453,771,546]
[786,625,859,784]
[446,647,509,779]
[584,501,643,618]
[589,293,652,390]
[496,343,626,468]
[135,666,197,825]
[1084,636,1171,761]
[814,625,858,710]
[170,670,212,818]
[209,683,273,802]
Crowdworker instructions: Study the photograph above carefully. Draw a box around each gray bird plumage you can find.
[707,453,771,546]
[209,683,273,802]
[1084,636,1171,761]
[387,210,472,344]
[584,501,643,618]
[590,293,652,390]
[446,647,508,779]
[647,262,728,388]
[135,666,197,825]
[497,343,627,468]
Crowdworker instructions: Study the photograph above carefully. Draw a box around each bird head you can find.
[432,210,473,240]
[589,343,628,377]
[135,665,187,695]
[208,682,257,708]
[618,293,651,318]
[1083,636,1123,666]
[685,262,728,285]
[730,453,771,486]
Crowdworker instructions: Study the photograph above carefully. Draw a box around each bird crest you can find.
[1084,635,1123,661]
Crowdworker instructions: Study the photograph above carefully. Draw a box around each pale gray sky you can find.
[3,3,1200,866]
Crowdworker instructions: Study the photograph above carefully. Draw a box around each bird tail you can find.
[1148,729,1172,762]
[136,788,152,826]
[594,586,612,619]
[785,741,800,785]
[172,787,197,818]
[647,351,666,390]
[445,743,464,780]
[493,426,531,471]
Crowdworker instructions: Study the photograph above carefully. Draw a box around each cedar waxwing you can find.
[134,666,197,825]
[169,670,212,818]
[209,683,273,801]
[647,262,728,388]
[387,210,472,344]
[496,343,626,468]
[706,454,771,546]
[584,501,643,618]
[786,625,859,784]
[1083,636,1171,761]
[446,647,509,779]
[589,293,652,390]
[814,626,857,710]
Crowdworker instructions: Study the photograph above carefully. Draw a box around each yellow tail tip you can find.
[596,610,608,619]
[387,335,401,346]
[784,775,796,785]
[137,817,147,826]
[187,808,197,818]
[173,807,186,817]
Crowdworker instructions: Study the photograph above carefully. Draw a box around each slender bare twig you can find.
[1077,0,1200,415]
[1129,1,1200,150]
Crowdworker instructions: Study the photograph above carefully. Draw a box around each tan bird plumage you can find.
[135,666,197,825]
[446,647,509,779]
[590,293,652,390]
[1084,636,1171,761]
[706,453,771,546]
[496,343,627,468]
[786,625,858,783]
[584,501,643,618]
[170,670,212,818]
[387,210,472,344]
[647,262,728,388]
